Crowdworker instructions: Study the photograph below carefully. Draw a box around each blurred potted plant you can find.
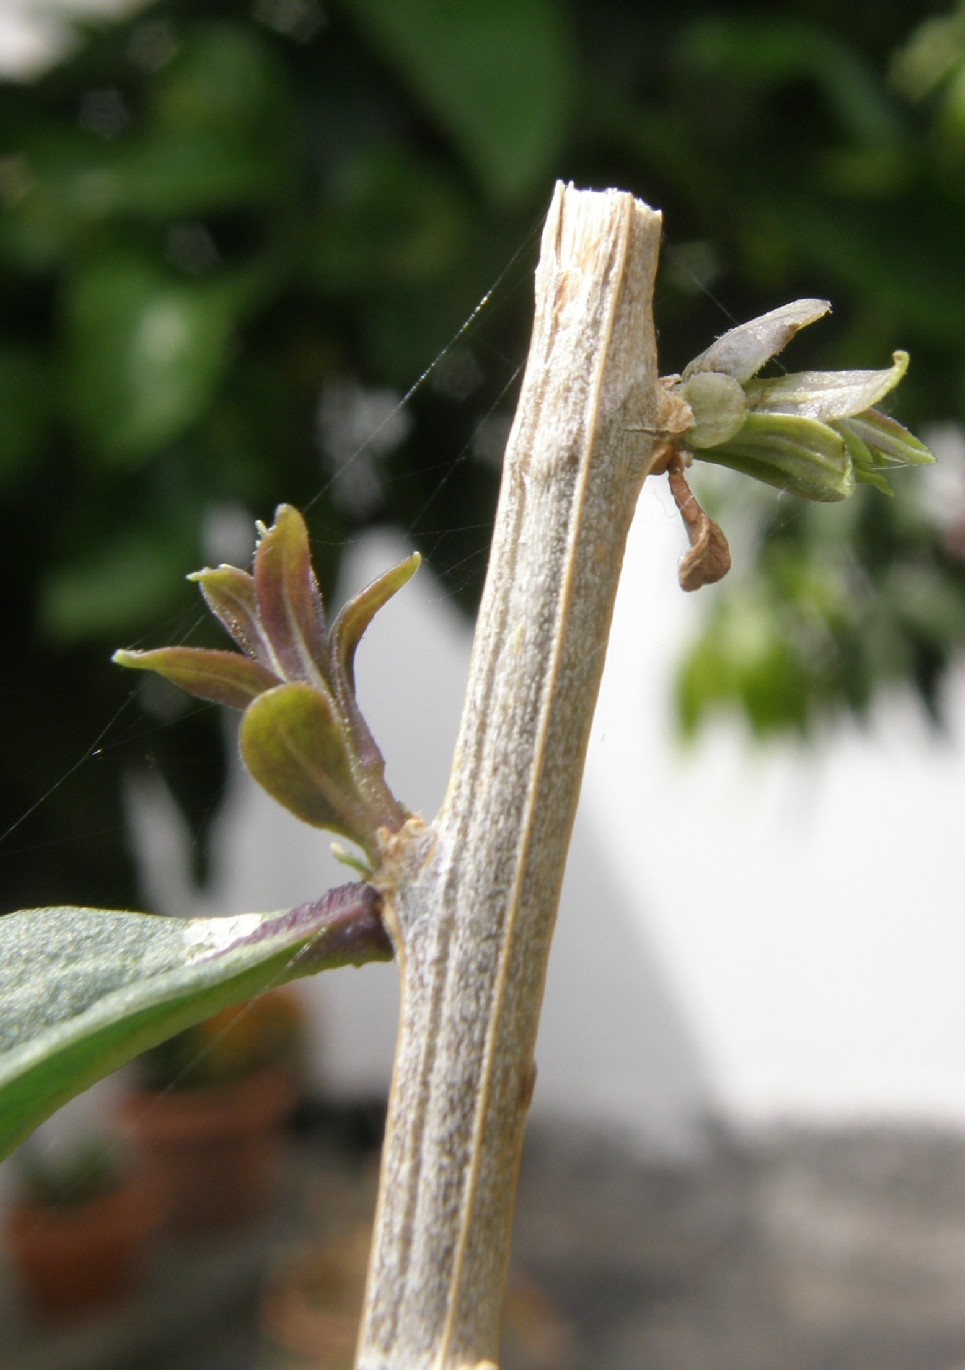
[119,988,304,1233]
[5,1137,156,1317]
[259,1222,574,1370]
[260,1223,371,1370]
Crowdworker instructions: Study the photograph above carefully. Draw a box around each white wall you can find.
[590,480,965,1131]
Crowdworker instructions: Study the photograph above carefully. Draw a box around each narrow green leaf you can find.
[113,646,279,710]
[253,506,329,688]
[834,424,891,495]
[239,683,366,839]
[696,411,855,502]
[852,464,894,495]
[838,410,936,469]
[0,886,390,1161]
[331,551,421,696]
[680,18,906,147]
[682,299,830,383]
[744,351,909,422]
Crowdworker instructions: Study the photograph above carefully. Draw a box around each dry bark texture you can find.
[357,182,672,1370]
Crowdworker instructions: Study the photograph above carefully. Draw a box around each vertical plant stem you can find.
[356,182,672,1370]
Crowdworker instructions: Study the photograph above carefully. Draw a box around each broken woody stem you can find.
[356,184,677,1369]
[108,177,931,1370]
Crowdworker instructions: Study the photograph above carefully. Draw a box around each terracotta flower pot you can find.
[119,1069,296,1234]
[6,1181,156,1317]
[259,1226,370,1370]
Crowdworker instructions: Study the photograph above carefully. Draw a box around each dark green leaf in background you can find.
[337,0,575,201]
[65,253,255,466]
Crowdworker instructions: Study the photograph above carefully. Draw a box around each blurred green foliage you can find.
[1,0,964,909]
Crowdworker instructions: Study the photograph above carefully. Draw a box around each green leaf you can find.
[41,524,197,642]
[65,254,251,466]
[332,551,421,696]
[239,683,366,840]
[338,0,574,200]
[0,345,51,490]
[0,887,390,1161]
[311,144,471,293]
[100,25,296,218]
[884,563,965,648]
[837,424,893,495]
[676,594,813,738]
[838,410,936,470]
[679,18,906,147]
[150,24,292,147]
[696,411,855,502]
[103,129,290,219]
[113,646,280,710]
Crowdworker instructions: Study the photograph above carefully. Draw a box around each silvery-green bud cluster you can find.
[664,300,934,501]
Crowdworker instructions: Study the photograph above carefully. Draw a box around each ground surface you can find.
[4,1119,965,1369]
[512,1125,965,1370]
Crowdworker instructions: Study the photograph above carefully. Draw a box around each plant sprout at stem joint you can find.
[114,505,419,869]
[656,299,935,591]
[112,302,936,866]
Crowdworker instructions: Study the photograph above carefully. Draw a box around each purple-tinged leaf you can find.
[239,682,369,842]
[683,299,830,383]
[236,883,391,970]
[188,564,274,663]
[113,646,280,709]
[253,506,329,688]
[328,552,421,780]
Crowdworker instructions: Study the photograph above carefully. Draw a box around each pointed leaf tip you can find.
[253,505,329,688]
[187,564,272,662]
[745,351,910,424]
[683,299,831,383]
[840,408,935,470]
[332,551,421,696]
[114,646,280,709]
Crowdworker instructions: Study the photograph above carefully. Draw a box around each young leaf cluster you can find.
[665,300,935,501]
[115,505,418,864]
